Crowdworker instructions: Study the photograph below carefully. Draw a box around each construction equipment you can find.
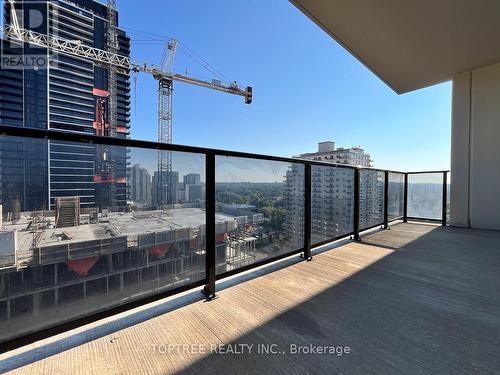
[5,0,252,209]
[4,0,253,109]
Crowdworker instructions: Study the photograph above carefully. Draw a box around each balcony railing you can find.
[0,125,449,350]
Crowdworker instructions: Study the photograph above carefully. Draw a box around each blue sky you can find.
[118,0,452,172]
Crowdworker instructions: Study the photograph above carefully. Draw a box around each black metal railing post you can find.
[302,163,312,261]
[203,152,216,300]
[383,170,389,229]
[403,173,408,223]
[353,168,361,241]
[442,171,448,226]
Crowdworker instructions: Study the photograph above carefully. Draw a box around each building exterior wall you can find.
[187,184,203,202]
[153,171,179,207]
[0,5,50,214]
[183,173,201,186]
[451,62,500,230]
[130,164,152,205]
[0,0,131,217]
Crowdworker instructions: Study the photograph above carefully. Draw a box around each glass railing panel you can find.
[388,172,404,220]
[0,134,206,343]
[214,156,304,274]
[310,165,355,245]
[359,170,385,230]
[408,173,444,220]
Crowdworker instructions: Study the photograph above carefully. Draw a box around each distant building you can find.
[298,141,372,167]
[285,141,380,244]
[152,172,204,206]
[183,174,202,186]
[153,171,179,207]
[129,164,152,205]
[219,204,257,216]
[218,204,264,227]
[182,173,203,203]
[187,185,203,203]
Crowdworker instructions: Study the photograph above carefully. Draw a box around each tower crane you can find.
[5,0,253,208]
[140,39,253,206]
[4,0,252,111]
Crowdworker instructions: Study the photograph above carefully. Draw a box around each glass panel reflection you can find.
[359,170,385,230]
[388,172,404,220]
[215,156,304,274]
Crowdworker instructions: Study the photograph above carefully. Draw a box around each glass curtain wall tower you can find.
[0,0,131,218]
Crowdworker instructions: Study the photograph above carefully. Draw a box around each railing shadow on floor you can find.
[172,223,500,374]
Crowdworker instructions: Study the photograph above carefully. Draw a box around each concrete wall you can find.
[450,62,500,230]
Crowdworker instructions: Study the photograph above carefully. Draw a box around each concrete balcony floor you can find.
[2,223,500,374]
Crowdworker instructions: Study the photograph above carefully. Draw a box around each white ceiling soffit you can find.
[290,0,500,94]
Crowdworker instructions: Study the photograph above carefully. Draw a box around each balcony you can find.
[1,0,500,370]
[1,125,496,374]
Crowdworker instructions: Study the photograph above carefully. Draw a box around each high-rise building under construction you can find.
[0,0,131,217]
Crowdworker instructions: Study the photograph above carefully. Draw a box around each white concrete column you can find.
[450,72,471,227]
[451,62,500,230]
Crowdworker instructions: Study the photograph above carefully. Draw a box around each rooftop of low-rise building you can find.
[295,141,370,158]
[1,208,239,252]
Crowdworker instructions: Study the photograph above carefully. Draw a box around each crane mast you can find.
[158,40,177,154]
[156,40,177,207]
[107,0,119,137]
[158,79,173,168]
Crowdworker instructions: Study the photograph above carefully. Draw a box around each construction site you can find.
[0,197,283,342]
[0,0,252,214]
